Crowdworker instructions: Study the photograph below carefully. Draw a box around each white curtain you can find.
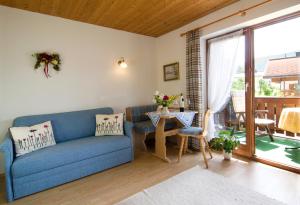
[207,30,244,140]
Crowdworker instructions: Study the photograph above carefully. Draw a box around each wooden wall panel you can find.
[254,97,300,134]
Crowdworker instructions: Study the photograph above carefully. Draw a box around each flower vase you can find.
[157,105,163,112]
[161,106,169,115]
[223,150,232,160]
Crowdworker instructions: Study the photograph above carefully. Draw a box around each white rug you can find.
[116,166,285,205]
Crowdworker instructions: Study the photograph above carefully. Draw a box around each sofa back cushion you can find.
[128,105,157,123]
[13,108,113,143]
[95,113,124,136]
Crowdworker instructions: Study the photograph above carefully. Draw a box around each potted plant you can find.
[153,91,178,114]
[209,129,240,160]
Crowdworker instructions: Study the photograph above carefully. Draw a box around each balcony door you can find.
[251,14,300,170]
[207,12,300,170]
[207,30,253,156]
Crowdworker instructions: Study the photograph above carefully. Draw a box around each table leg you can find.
[265,126,274,142]
[183,137,188,154]
[154,118,171,163]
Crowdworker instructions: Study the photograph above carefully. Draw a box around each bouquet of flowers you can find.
[153,91,178,108]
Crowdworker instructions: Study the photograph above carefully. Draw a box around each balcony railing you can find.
[220,97,300,135]
[254,97,300,133]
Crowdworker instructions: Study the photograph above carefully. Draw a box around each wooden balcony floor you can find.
[235,132,300,168]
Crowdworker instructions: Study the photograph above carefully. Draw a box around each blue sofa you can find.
[0,107,134,202]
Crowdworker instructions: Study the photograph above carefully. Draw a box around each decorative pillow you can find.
[10,121,56,157]
[95,113,124,136]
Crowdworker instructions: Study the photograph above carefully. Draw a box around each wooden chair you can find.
[255,110,274,141]
[231,92,275,141]
[231,93,246,130]
[177,110,213,168]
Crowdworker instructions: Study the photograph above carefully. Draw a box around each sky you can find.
[254,16,300,58]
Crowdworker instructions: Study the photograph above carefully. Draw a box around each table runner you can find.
[147,111,195,128]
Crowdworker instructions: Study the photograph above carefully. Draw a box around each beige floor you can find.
[0,145,299,205]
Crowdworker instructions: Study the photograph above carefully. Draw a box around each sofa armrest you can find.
[124,121,134,139]
[124,121,134,160]
[0,133,14,202]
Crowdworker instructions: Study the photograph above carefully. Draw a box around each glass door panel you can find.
[208,33,250,155]
[253,16,300,168]
[230,35,247,146]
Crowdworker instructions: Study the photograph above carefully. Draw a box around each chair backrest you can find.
[202,110,211,137]
[231,91,246,113]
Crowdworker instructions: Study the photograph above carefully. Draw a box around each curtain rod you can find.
[180,0,273,37]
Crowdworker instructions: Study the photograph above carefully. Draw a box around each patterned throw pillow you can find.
[10,121,56,157]
[95,113,124,136]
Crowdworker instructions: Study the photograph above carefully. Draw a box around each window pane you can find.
[254,17,300,97]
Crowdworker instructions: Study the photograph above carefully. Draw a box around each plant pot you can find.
[161,106,169,115]
[223,150,232,160]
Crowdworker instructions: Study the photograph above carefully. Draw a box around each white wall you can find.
[1,0,300,173]
[0,7,5,144]
[155,0,300,96]
[0,6,156,172]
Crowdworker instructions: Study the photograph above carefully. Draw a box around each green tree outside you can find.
[231,77,280,96]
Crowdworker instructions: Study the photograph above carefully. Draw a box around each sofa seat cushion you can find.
[12,135,131,178]
[134,120,177,134]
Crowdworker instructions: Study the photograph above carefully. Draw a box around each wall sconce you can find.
[118,57,128,68]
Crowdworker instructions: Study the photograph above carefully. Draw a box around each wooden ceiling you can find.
[0,0,239,37]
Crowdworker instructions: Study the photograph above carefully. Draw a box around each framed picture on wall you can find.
[163,62,179,81]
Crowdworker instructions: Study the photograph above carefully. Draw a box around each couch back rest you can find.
[13,107,113,143]
[126,105,157,123]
